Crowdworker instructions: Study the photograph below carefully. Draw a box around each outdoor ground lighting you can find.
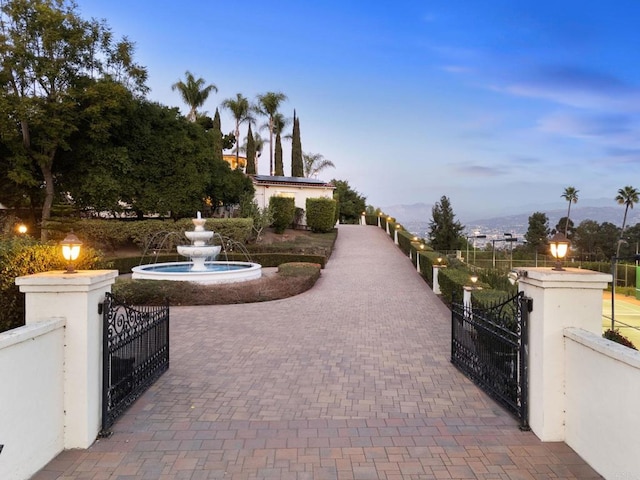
[60,231,82,273]
[17,223,27,234]
[470,274,478,285]
[549,232,570,271]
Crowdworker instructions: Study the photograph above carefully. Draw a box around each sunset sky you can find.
[76,0,640,221]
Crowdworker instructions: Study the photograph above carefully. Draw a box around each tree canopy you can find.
[524,212,550,253]
[428,196,464,251]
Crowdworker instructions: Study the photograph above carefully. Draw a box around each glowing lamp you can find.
[470,274,478,285]
[17,224,27,234]
[60,231,82,273]
[549,232,570,271]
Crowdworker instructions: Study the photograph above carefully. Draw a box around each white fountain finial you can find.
[196,211,201,219]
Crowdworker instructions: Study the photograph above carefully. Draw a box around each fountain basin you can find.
[132,261,262,285]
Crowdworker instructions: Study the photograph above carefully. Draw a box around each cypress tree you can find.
[212,108,223,165]
[274,132,284,176]
[291,111,303,177]
[246,124,256,174]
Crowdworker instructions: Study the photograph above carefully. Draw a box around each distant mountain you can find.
[383,201,640,237]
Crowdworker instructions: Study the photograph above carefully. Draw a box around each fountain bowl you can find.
[131,261,262,285]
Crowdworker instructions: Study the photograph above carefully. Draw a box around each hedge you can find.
[0,237,102,333]
[43,217,253,252]
[269,197,296,234]
[306,198,336,233]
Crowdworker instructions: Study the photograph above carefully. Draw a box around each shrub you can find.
[603,329,638,350]
[0,237,102,333]
[269,197,296,234]
[306,198,337,233]
[438,266,473,304]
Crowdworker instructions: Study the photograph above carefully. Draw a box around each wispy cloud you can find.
[453,163,508,177]
[503,66,640,111]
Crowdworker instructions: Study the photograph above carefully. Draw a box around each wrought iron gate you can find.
[101,293,169,433]
[451,291,531,429]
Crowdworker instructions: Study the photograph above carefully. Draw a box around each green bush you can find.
[438,266,473,304]
[278,262,321,279]
[44,217,253,253]
[603,329,637,350]
[306,198,337,233]
[269,197,296,234]
[0,237,102,333]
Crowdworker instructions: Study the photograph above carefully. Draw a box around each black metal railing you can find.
[101,293,169,433]
[451,291,530,429]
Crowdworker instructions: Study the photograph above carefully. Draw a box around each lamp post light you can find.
[549,232,570,271]
[17,223,27,234]
[60,231,83,273]
[465,233,486,265]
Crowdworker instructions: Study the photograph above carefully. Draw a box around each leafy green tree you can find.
[291,112,303,177]
[573,220,601,261]
[0,0,147,238]
[274,133,284,176]
[171,71,217,122]
[245,124,256,174]
[553,217,575,240]
[524,212,550,254]
[303,152,335,178]
[211,108,224,165]
[221,93,254,168]
[599,222,621,260]
[561,186,579,236]
[331,179,366,224]
[616,185,639,256]
[428,196,465,251]
[256,91,287,175]
[271,112,290,176]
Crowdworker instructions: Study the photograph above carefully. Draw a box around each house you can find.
[251,175,335,226]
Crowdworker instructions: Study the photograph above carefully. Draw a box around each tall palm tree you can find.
[171,71,217,122]
[616,185,640,256]
[255,91,287,175]
[303,152,335,178]
[221,93,254,167]
[561,186,579,236]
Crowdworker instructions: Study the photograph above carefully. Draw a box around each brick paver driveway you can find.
[33,225,601,479]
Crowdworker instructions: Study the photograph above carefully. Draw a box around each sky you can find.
[76,0,640,222]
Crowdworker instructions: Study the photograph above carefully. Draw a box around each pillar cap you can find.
[521,267,611,288]
[16,270,119,292]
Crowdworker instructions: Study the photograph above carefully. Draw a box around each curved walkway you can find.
[33,225,600,479]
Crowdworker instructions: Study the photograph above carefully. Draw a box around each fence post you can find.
[433,265,444,294]
[518,268,611,441]
[16,270,119,449]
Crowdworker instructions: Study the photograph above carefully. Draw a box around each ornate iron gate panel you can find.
[101,293,169,433]
[451,291,530,429]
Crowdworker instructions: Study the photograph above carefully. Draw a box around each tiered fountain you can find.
[131,212,261,284]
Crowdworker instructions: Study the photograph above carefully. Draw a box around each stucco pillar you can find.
[518,268,611,441]
[16,270,118,449]
[433,265,445,295]
[360,213,366,225]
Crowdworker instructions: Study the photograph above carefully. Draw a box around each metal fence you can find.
[101,293,170,433]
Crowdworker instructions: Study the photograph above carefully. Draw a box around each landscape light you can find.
[17,224,27,234]
[60,231,82,273]
[470,274,478,284]
[549,232,570,271]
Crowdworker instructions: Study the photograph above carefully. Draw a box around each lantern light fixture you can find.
[60,231,83,273]
[549,232,570,271]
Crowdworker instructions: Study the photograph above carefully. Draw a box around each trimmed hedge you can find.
[306,198,337,233]
[0,237,102,333]
[43,217,253,252]
[270,197,296,234]
[437,266,474,304]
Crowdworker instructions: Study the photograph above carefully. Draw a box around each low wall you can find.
[564,328,640,479]
[0,318,66,480]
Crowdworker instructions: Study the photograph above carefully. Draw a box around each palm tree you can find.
[221,93,254,167]
[615,185,639,256]
[255,91,287,175]
[303,152,335,178]
[561,187,579,237]
[171,71,217,122]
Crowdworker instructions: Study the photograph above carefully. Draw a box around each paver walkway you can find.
[33,225,601,479]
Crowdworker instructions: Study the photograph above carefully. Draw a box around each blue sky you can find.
[77,0,640,221]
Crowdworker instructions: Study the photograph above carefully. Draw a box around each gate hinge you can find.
[524,297,533,312]
[98,302,103,315]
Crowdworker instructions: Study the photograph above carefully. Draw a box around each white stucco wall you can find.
[253,184,334,225]
[0,319,66,480]
[564,328,640,480]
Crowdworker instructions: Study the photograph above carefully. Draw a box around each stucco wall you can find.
[564,328,640,480]
[0,319,66,480]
